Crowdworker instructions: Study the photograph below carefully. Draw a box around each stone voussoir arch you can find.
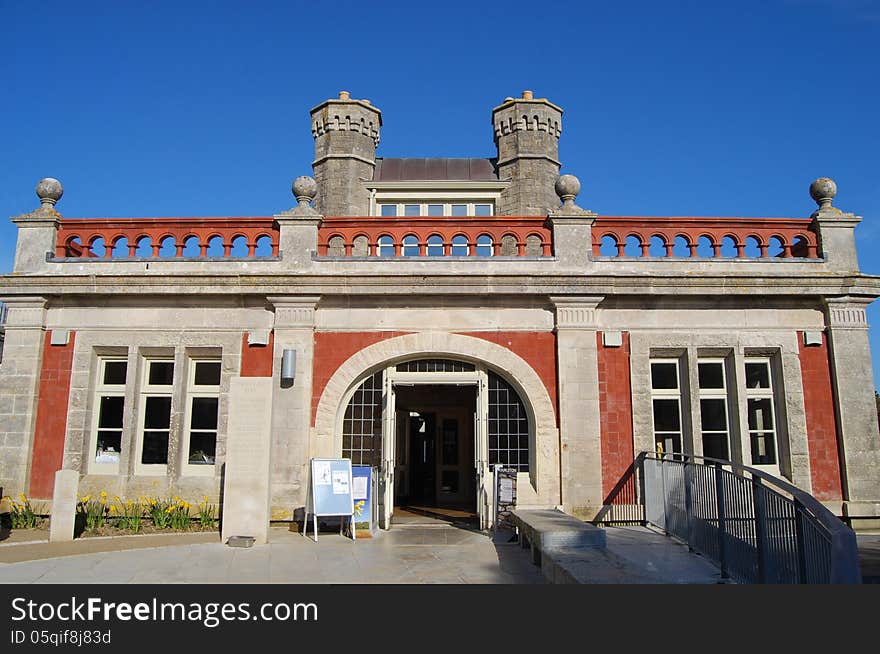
[313,331,559,502]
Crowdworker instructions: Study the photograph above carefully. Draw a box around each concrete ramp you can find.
[511,509,724,584]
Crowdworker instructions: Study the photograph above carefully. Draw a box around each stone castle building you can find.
[1,90,878,532]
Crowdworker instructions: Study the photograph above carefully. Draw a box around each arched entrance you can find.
[312,333,559,530]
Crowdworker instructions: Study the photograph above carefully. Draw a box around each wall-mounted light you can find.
[281,349,296,387]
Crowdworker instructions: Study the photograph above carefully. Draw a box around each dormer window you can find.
[377,202,494,217]
[367,157,507,218]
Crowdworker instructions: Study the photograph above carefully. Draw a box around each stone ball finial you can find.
[292,175,317,206]
[555,174,581,206]
[810,177,837,208]
[35,177,63,208]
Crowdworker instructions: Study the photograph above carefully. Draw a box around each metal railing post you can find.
[659,455,668,534]
[751,476,768,583]
[683,454,694,552]
[794,498,808,584]
[714,462,729,580]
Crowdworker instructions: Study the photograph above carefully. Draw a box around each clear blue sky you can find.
[2,1,879,387]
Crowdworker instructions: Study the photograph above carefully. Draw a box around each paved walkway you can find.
[0,522,733,584]
[3,524,875,584]
[0,525,546,584]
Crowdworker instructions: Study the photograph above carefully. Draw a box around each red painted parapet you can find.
[55,217,279,259]
[317,216,553,257]
[592,217,820,259]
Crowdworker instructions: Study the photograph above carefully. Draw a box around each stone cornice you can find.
[2,274,879,299]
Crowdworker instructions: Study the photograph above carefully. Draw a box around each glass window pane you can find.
[474,204,492,216]
[650,362,678,390]
[188,432,216,464]
[746,362,770,389]
[103,361,127,385]
[141,431,169,465]
[747,398,774,431]
[451,204,467,216]
[98,395,125,429]
[698,362,724,390]
[96,431,122,462]
[751,432,776,465]
[191,397,219,430]
[442,418,458,465]
[379,204,397,217]
[700,398,728,431]
[148,361,174,386]
[702,432,729,460]
[427,204,443,216]
[144,396,172,429]
[194,361,221,386]
[652,399,681,432]
[404,204,420,216]
[657,434,681,454]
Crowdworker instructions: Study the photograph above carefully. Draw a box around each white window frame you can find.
[181,358,221,476]
[87,357,128,475]
[649,358,684,457]
[375,201,495,218]
[697,358,731,461]
[134,358,175,475]
[744,357,779,469]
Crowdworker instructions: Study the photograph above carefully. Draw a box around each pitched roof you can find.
[372,158,498,182]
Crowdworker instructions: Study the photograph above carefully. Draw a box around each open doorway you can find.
[392,384,478,526]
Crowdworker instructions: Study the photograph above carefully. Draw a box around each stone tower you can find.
[492,90,563,215]
[310,91,382,216]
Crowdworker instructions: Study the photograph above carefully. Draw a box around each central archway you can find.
[312,332,560,508]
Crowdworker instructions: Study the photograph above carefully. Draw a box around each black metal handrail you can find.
[599,451,860,584]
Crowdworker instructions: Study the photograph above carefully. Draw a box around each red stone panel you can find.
[29,331,76,499]
[311,331,412,425]
[799,332,843,500]
[462,331,558,424]
[597,332,634,499]
[240,331,275,377]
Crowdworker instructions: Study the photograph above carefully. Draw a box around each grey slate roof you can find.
[372,158,499,182]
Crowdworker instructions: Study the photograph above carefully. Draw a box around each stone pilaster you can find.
[549,174,596,267]
[275,176,322,270]
[11,178,64,273]
[0,297,47,495]
[810,177,862,272]
[310,91,382,216]
[823,297,880,518]
[551,296,604,518]
[267,296,319,520]
[493,91,563,216]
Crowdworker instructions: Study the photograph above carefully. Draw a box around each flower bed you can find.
[1,492,220,537]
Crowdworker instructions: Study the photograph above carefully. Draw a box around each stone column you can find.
[48,469,78,543]
[551,296,604,519]
[11,178,63,273]
[274,176,323,270]
[548,175,596,269]
[267,296,319,522]
[0,297,47,495]
[824,297,880,520]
